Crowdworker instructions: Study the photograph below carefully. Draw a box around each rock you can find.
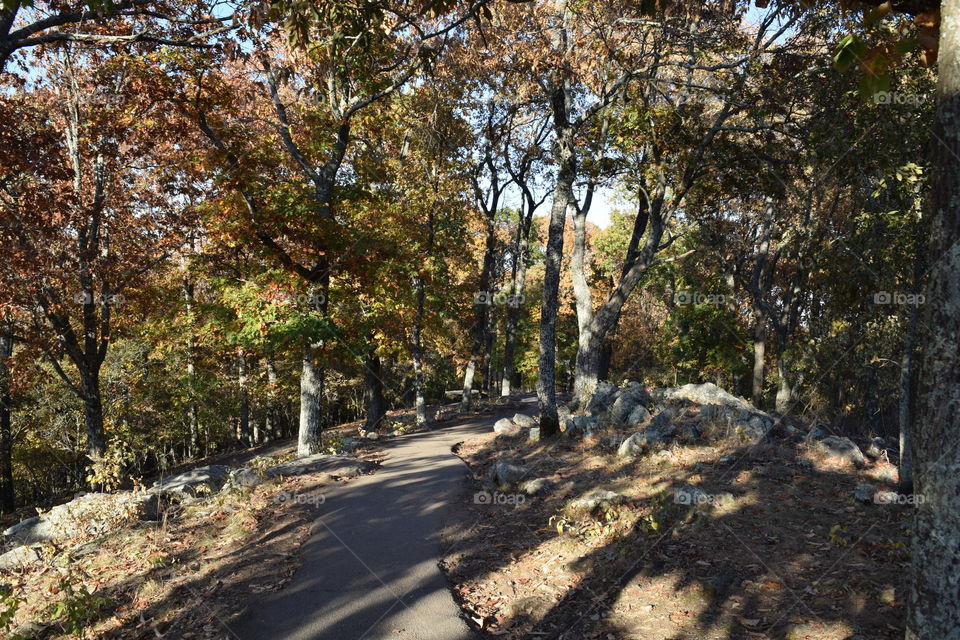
[513,413,537,429]
[626,404,651,426]
[490,459,530,487]
[600,436,626,449]
[0,545,41,571]
[569,489,624,511]
[663,382,755,412]
[649,408,677,430]
[866,437,896,459]
[493,417,523,437]
[783,424,805,442]
[805,427,829,441]
[717,454,737,465]
[528,427,541,443]
[617,424,677,457]
[609,382,651,424]
[736,414,774,442]
[338,437,365,452]
[796,458,814,474]
[680,423,703,441]
[7,620,52,639]
[3,492,151,545]
[853,483,877,503]
[365,432,381,441]
[266,454,374,480]
[816,436,866,467]
[699,404,725,421]
[152,465,233,496]
[585,382,619,416]
[565,416,600,438]
[519,478,553,496]
[221,467,265,491]
[557,405,572,425]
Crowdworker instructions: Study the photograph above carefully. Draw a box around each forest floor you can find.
[442,420,911,640]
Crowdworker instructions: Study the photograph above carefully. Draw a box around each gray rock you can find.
[528,427,541,443]
[649,408,677,430]
[338,437,365,452]
[617,424,677,457]
[866,437,896,459]
[490,459,530,487]
[717,454,737,465]
[569,489,624,511]
[519,478,553,496]
[152,464,233,496]
[662,382,755,412]
[680,423,703,440]
[493,417,523,437]
[796,458,814,473]
[853,483,877,503]
[3,492,151,545]
[513,413,537,429]
[565,416,600,438]
[221,467,265,491]
[626,404,651,426]
[266,454,374,480]
[0,544,41,571]
[557,405,572,425]
[673,484,710,506]
[816,436,866,467]
[365,432,381,441]
[805,427,829,441]
[736,414,774,442]
[609,382,651,424]
[585,382,619,416]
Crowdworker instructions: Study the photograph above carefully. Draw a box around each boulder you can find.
[3,492,151,546]
[338,437,366,452]
[365,432,381,441]
[663,382,755,412]
[680,423,703,441]
[0,544,41,571]
[513,413,537,429]
[528,427,541,443]
[584,382,619,416]
[565,416,600,438]
[805,426,829,441]
[649,408,677,430]
[816,436,866,467]
[736,414,774,442]
[853,483,877,504]
[152,465,233,496]
[617,424,677,457]
[609,382,651,424]
[519,478,553,496]
[626,404,651,426]
[266,454,374,480]
[490,459,530,487]
[866,437,897,459]
[569,489,625,511]
[673,484,710,506]
[221,467,265,492]
[493,417,524,437]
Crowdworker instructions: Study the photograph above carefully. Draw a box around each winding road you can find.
[233,397,536,640]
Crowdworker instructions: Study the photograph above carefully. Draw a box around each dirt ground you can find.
[441,417,910,640]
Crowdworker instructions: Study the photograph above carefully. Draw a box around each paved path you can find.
[233,398,535,640]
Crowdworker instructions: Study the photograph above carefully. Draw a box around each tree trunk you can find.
[0,325,14,512]
[297,343,323,456]
[537,85,575,437]
[238,354,250,446]
[461,357,477,413]
[363,352,386,432]
[907,4,960,636]
[774,346,792,415]
[501,206,533,398]
[81,369,106,460]
[751,317,766,409]
[183,265,199,457]
[412,276,429,425]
